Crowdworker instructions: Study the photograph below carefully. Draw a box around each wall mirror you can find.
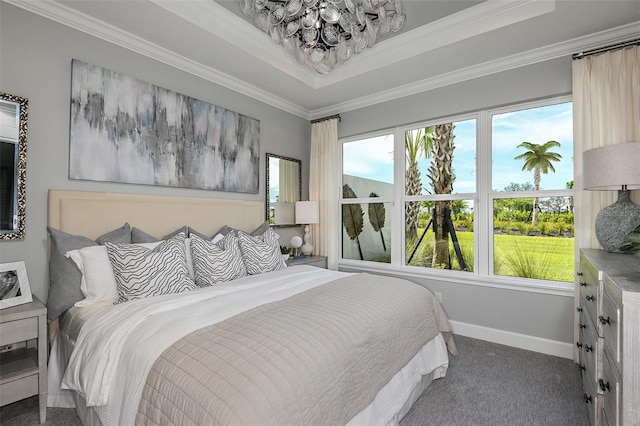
[266,153,301,227]
[0,92,28,240]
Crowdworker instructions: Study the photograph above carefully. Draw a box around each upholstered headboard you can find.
[48,189,264,238]
[46,189,265,339]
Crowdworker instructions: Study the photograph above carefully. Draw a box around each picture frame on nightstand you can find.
[0,261,32,310]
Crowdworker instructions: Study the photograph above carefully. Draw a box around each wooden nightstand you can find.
[286,255,328,269]
[0,296,47,423]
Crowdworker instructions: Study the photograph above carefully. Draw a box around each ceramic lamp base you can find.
[595,190,640,252]
[301,243,313,256]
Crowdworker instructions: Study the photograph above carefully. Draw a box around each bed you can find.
[46,189,457,425]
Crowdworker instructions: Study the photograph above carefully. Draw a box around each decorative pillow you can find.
[190,233,247,287]
[65,241,161,307]
[66,246,118,306]
[106,233,196,304]
[250,220,271,236]
[131,226,188,243]
[237,227,286,275]
[188,225,233,241]
[46,224,131,322]
[95,223,132,245]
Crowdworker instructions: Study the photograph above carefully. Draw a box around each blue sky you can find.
[343,102,573,194]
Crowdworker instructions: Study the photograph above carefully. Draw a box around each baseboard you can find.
[449,320,574,359]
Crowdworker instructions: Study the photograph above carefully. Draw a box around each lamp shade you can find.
[583,142,640,190]
[295,201,319,225]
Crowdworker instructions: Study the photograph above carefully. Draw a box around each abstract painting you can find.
[69,59,260,193]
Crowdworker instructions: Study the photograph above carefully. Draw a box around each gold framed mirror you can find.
[0,92,28,240]
[266,153,301,227]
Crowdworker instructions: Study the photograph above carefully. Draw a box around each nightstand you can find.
[0,296,47,423]
[286,255,328,269]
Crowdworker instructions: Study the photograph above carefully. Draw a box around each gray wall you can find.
[339,58,575,345]
[0,4,309,303]
[1,3,576,346]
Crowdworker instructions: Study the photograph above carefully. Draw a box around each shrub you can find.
[504,243,553,280]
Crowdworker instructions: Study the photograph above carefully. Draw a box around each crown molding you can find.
[149,0,317,87]
[151,0,556,89]
[4,0,639,121]
[313,0,556,87]
[309,21,640,119]
[3,0,310,118]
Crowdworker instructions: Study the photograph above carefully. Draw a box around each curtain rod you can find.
[573,38,639,60]
[310,114,341,124]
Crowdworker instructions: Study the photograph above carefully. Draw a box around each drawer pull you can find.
[599,379,610,392]
[576,342,583,349]
[585,345,593,352]
[580,281,587,287]
[583,394,592,404]
[576,307,583,312]
[577,272,583,276]
[599,316,610,325]
[579,323,586,329]
[579,364,585,371]
[585,295,595,302]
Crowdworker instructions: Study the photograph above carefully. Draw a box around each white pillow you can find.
[66,246,118,307]
[66,241,165,307]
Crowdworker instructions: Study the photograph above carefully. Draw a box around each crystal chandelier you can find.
[241,0,406,74]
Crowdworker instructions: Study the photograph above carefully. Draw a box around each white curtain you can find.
[571,43,639,361]
[279,160,298,203]
[573,44,640,251]
[309,118,340,270]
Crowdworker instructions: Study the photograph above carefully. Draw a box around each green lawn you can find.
[494,233,575,282]
[407,231,575,282]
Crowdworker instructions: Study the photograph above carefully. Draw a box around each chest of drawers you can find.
[578,249,640,426]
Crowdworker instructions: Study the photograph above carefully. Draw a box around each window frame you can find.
[338,95,574,297]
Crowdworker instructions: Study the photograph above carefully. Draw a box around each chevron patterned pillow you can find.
[237,228,286,275]
[106,233,196,304]
[190,233,247,287]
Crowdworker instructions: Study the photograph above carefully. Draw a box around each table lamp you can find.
[583,141,640,252]
[295,201,319,256]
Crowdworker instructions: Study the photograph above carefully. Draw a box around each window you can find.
[404,118,476,272]
[490,102,574,282]
[342,134,393,262]
[340,97,574,290]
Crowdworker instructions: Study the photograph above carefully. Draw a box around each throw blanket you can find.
[136,273,456,425]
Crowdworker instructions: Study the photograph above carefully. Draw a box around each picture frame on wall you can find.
[0,261,32,309]
[69,59,260,194]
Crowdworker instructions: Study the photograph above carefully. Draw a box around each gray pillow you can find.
[250,220,271,236]
[131,227,158,243]
[131,226,187,243]
[95,223,131,245]
[188,225,233,241]
[46,223,131,322]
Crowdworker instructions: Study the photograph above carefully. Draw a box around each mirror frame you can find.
[0,92,28,240]
[266,153,302,227]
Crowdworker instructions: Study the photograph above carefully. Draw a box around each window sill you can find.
[337,259,575,297]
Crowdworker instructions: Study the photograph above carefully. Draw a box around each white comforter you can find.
[60,266,350,425]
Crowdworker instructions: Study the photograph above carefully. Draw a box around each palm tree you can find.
[514,141,562,223]
[428,123,456,268]
[405,127,433,241]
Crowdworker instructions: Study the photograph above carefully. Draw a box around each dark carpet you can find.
[0,335,588,425]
